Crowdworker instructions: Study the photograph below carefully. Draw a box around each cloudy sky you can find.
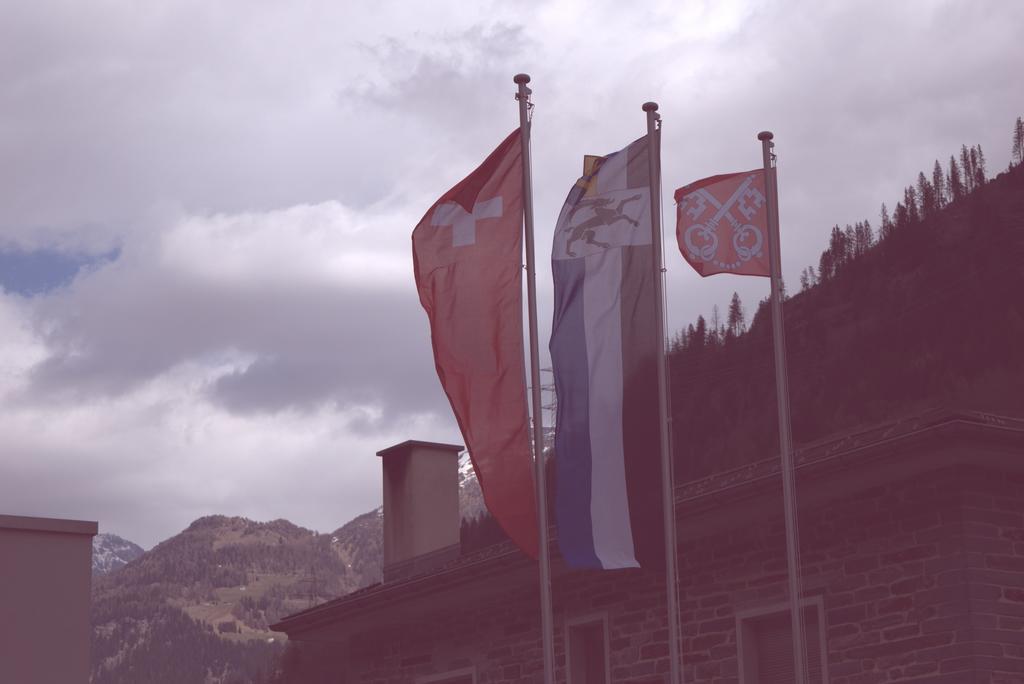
[1,0,1021,548]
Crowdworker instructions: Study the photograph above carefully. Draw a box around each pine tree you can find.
[894,201,909,231]
[974,144,986,187]
[862,220,874,250]
[917,171,936,218]
[969,146,980,191]
[668,329,682,353]
[727,292,746,337]
[904,186,920,224]
[962,145,974,193]
[818,245,834,280]
[693,315,707,348]
[932,159,945,209]
[832,225,849,265]
[1014,116,1024,166]
[880,203,893,240]
[709,305,723,345]
[853,220,874,256]
[799,265,818,291]
[948,155,963,201]
[843,224,856,260]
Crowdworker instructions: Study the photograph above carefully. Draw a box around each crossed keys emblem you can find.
[678,175,766,270]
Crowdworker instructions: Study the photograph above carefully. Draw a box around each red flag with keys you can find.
[411,129,538,558]
[675,169,771,277]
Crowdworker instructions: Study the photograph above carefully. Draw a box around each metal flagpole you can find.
[644,102,683,684]
[759,130,809,684]
[515,73,555,684]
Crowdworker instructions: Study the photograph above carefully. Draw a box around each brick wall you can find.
[340,465,1024,683]
[959,467,1024,683]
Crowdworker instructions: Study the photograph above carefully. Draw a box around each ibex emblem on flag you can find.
[676,171,769,276]
[562,194,643,257]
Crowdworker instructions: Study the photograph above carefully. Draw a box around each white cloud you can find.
[0,348,452,546]
[0,197,456,545]
[0,295,47,391]
[1,0,1022,546]
[159,201,414,289]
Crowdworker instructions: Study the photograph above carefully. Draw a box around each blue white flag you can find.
[550,135,664,570]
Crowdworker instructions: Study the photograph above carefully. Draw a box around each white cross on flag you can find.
[430,197,504,247]
[411,129,538,559]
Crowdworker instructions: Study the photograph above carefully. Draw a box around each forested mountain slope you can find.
[669,163,1024,480]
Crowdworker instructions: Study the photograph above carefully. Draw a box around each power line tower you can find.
[528,368,557,454]
[540,367,556,451]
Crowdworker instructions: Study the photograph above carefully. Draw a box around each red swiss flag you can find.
[412,130,538,559]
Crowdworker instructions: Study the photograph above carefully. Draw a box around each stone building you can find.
[0,513,98,684]
[273,409,1024,683]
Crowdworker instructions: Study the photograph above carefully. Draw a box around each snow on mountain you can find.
[457,451,486,521]
[92,532,145,576]
[457,451,476,482]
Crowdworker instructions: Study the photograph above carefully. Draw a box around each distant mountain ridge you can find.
[91,514,353,684]
[89,453,481,683]
[92,533,144,576]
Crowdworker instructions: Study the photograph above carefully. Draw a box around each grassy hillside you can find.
[90,513,382,683]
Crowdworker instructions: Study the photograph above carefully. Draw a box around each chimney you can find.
[376,440,463,582]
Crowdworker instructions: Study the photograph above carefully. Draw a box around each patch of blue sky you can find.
[0,247,120,296]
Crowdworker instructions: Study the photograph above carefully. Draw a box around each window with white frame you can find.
[737,598,828,684]
[566,614,609,684]
[415,666,475,684]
